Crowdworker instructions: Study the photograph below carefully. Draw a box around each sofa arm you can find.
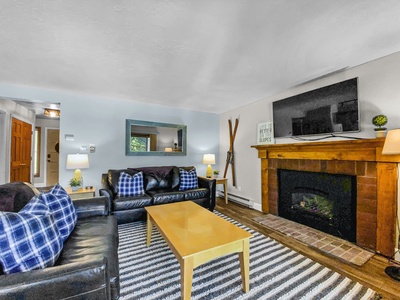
[73,196,110,218]
[99,188,113,209]
[100,173,113,209]
[0,258,110,300]
[198,177,216,210]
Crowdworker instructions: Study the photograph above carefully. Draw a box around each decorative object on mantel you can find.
[382,128,400,281]
[372,114,388,138]
[223,118,239,186]
[257,122,274,144]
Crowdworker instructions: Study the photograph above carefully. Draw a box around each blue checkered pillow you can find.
[0,196,63,274]
[118,172,145,197]
[179,168,198,191]
[42,184,77,242]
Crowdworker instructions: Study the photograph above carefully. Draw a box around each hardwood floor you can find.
[215,198,400,300]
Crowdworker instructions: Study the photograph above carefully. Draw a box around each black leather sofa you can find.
[100,166,216,224]
[0,182,120,300]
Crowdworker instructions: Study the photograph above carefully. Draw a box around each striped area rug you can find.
[118,212,378,300]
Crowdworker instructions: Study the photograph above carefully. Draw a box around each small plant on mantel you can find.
[372,114,388,131]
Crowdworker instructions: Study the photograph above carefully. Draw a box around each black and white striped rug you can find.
[118,212,378,300]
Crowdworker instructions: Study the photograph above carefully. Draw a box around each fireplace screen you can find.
[292,191,333,221]
[278,169,357,243]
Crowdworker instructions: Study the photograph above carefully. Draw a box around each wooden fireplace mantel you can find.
[252,138,400,257]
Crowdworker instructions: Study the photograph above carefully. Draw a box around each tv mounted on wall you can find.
[272,78,360,138]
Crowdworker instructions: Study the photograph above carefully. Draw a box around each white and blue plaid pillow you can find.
[42,184,77,242]
[179,168,198,191]
[0,196,63,274]
[118,171,145,197]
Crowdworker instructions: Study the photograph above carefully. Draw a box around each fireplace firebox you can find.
[278,169,357,243]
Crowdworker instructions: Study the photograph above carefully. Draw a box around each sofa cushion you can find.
[0,196,63,274]
[108,169,139,195]
[42,184,77,242]
[0,182,36,213]
[113,194,153,211]
[117,172,145,197]
[147,190,185,205]
[179,168,198,191]
[131,166,175,191]
[182,188,209,200]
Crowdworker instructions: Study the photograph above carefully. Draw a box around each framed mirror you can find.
[126,119,187,156]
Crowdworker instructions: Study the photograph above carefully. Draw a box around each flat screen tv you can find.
[272,78,359,138]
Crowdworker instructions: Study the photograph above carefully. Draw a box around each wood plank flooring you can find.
[215,198,400,300]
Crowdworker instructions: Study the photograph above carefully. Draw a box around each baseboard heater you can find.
[217,191,253,208]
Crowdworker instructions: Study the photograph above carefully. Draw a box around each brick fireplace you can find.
[252,138,400,257]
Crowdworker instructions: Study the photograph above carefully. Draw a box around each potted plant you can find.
[372,114,388,138]
[213,170,220,178]
[69,177,81,191]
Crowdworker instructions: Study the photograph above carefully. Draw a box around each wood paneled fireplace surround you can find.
[252,138,400,257]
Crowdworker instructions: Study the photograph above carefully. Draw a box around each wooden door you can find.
[10,117,32,182]
[46,129,59,186]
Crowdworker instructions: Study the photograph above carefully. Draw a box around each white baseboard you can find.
[253,203,262,212]
[395,250,400,262]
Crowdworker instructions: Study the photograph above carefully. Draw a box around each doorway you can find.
[46,129,60,186]
[10,117,32,182]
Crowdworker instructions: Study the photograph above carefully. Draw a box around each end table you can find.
[65,187,96,200]
[215,177,228,204]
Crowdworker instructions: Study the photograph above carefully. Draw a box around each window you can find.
[34,127,41,177]
[130,135,149,152]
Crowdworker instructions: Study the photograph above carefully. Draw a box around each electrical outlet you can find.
[237,186,242,192]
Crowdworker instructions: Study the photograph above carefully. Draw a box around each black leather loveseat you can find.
[0,182,120,300]
[100,166,216,224]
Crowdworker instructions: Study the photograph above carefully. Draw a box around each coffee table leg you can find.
[180,257,194,300]
[239,238,250,292]
[146,214,153,247]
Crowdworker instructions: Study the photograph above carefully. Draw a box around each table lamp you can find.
[381,129,400,281]
[202,154,215,178]
[66,153,89,187]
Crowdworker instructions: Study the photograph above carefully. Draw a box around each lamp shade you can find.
[202,154,215,165]
[66,154,90,169]
[382,129,400,155]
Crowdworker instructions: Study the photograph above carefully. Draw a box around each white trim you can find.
[253,202,262,212]
[44,127,60,187]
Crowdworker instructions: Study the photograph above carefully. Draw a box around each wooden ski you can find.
[223,118,239,186]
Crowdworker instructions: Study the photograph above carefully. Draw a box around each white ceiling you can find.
[1,1,400,114]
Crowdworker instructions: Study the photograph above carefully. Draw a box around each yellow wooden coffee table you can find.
[145,201,252,300]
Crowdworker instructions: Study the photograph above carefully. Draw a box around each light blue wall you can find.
[0,84,219,191]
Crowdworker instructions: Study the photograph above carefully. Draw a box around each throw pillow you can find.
[118,171,145,197]
[42,184,77,242]
[0,196,63,274]
[179,168,198,191]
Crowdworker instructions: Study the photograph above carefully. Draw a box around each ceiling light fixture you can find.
[44,109,60,118]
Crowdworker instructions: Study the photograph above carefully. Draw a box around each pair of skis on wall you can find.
[223,118,239,187]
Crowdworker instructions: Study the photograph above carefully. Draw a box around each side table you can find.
[215,177,228,204]
[65,187,96,200]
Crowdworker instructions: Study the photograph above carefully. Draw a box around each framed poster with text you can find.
[257,122,274,144]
